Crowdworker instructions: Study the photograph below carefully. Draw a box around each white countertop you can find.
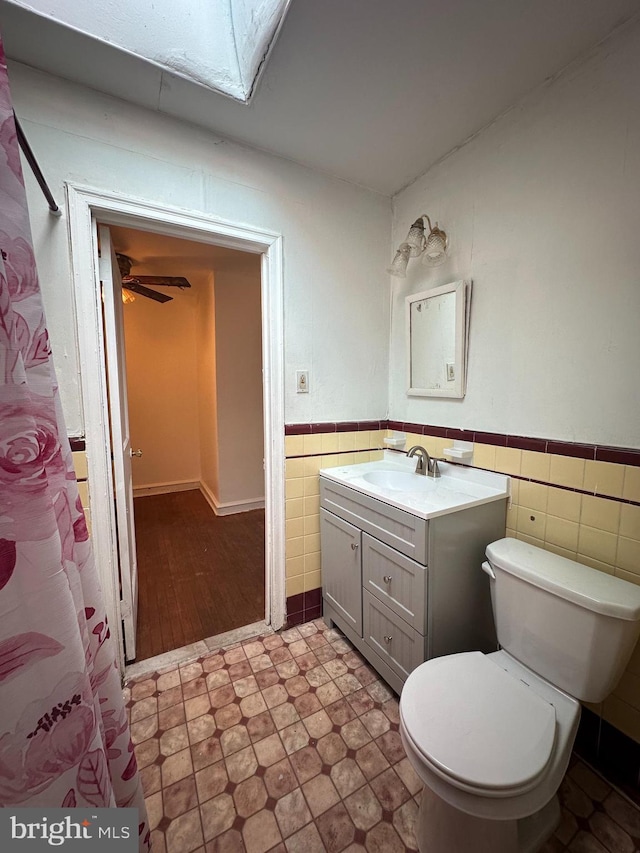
[320,452,510,520]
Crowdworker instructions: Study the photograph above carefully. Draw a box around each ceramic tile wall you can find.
[286,421,640,744]
[403,428,640,744]
[284,430,385,604]
[72,448,91,536]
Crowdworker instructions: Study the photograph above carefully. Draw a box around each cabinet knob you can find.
[351,542,359,551]
[383,575,393,584]
[383,635,393,644]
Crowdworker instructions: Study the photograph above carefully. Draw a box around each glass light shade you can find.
[122,288,136,304]
[387,242,411,278]
[405,218,426,257]
[422,224,448,266]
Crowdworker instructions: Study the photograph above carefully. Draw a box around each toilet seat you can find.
[400,652,557,798]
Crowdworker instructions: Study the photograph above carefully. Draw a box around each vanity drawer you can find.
[320,478,428,563]
[363,534,426,631]
[363,590,425,683]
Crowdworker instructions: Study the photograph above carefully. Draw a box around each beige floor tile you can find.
[316,801,356,851]
[190,734,223,771]
[242,810,282,853]
[161,747,194,788]
[234,776,268,818]
[254,732,286,767]
[264,757,298,799]
[302,773,340,817]
[163,776,198,819]
[200,792,236,841]
[226,744,258,782]
[330,757,366,799]
[274,787,312,839]
[344,784,382,830]
[164,807,204,853]
[316,732,347,766]
[195,760,228,803]
[290,745,323,784]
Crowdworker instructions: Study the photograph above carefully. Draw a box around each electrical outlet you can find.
[296,370,309,393]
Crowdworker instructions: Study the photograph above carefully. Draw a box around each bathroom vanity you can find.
[320,454,509,694]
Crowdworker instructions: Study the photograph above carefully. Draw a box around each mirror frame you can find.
[405,279,471,398]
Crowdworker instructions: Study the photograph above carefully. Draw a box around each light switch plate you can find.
[296,370,309,393]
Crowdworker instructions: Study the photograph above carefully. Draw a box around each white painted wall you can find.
[197,273,219,501]
[123,276,201,491]
[123,254,263,505]
[9,61,391,437]
[389,19,640,449]
[214,255,264,505]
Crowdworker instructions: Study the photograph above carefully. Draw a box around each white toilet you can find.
[399,537,640,853]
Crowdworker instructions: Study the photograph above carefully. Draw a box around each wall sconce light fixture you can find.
[387,214,448,278]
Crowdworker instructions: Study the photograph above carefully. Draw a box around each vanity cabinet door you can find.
[363,591,424,681]
[321,509,363,636]
[362,534,426,631]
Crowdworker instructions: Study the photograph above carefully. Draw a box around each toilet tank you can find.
[484,538,640,703]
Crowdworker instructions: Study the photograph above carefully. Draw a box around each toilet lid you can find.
[401,652,557,794]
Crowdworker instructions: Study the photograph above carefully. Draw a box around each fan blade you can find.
[132,276,191,288]
[122,281,173,303]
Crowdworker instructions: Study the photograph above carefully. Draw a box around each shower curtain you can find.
[0,38,150,848]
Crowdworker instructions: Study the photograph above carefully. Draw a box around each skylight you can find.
[10,0,291,102]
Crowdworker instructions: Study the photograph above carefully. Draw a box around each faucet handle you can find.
[428,458,443,478]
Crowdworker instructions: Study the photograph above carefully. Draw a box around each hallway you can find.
[134,489,265,661]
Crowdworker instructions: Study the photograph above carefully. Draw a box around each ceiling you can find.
[109,225,257,279]
[1,0,638,195]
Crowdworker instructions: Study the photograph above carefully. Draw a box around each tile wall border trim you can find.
[285,421,384,435]
[508,473,640,509]
[285,420,640,467]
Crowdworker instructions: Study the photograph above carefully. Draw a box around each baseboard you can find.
[575,706,640,800]
[199,481,265,516]
[133,480,199,497]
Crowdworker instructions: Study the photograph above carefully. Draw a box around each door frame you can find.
[66,182,286,672]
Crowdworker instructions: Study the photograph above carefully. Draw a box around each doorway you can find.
[106,224,267,661]
[66,184,286,673]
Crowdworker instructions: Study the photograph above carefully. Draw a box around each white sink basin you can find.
[320,453,511,520]
[362,470,433,491]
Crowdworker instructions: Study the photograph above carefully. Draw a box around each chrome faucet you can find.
[407,445,442,478]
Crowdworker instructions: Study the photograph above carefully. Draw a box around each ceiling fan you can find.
[116,253,192,303]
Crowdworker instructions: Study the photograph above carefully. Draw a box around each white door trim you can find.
[66,182,286,673]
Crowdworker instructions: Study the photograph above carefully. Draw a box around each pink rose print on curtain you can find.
[0,115,21,182]
[0,538,16,589]
[0,632,64,685]
[0,672,95,803]
[0,35,149,849]
[0,401,65,493]
[1,234,39,301]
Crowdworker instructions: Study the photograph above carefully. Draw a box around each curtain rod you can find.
[13,112,62,216]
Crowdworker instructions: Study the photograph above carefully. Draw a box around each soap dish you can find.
[384,435,406,449]
[444,447,474,462]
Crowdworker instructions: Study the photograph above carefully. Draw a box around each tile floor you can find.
[125,619,640,853]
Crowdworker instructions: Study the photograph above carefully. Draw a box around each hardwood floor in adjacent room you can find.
[133,489,265,662]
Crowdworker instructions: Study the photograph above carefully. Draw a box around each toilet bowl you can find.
[400,650,580,853]
[399,538,640,853]
[400,650,579,822]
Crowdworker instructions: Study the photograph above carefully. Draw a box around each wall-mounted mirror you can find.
[406,280,472,398]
